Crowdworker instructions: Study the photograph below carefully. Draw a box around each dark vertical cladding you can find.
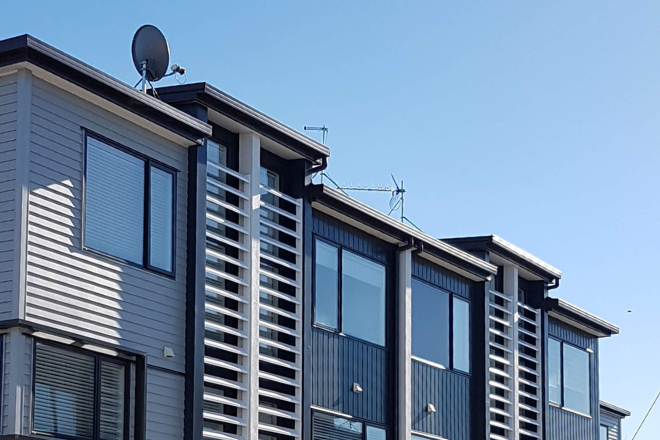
[410,256,474,440]
[412,256,472,299]
[411,360,470,440]
[184,111,208,440]
[600,410,621,440]
[311,328,388,423]
[310,210,394,426]
[546,318,600,440]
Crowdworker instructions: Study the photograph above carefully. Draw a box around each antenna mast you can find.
[335,174,409,224]
[304,125,329,144]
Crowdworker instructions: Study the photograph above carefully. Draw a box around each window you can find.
[600,425,609,440]
[33,342,129,440]
[548,338,591,415]
[548,338,561,405]
[312,411,386,440]
[313,238,387,346]
[411,278,470,372]
[84,133,176,275]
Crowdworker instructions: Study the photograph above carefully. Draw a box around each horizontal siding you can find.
[547,318,600,440]
[24,77,188,372]
[0,73,17,321]
[412,256,472,299]
[411,360,469,440]
[146,368,184,440]
[311,328,388,424]
[312,210,392,264]
[600,410,620,440]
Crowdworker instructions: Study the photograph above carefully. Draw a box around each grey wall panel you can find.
[411,360,469,440]
[146,368,184,440]
[412,256,472,299]
[546,318,600,440]
[312,210,392,264]
[24,78,188,374]
[0,73,17,320]
[600,410,621,440]
[311,328,388,424]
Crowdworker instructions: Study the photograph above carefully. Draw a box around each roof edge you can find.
[310,185,497,281]
[546,298,619,337]
[600,400,631,418]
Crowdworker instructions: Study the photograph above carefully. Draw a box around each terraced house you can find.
[0,34,629,440]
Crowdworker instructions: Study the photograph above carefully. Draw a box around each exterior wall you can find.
[12,74,188,438]
[546,318,600,440]
[410,256,472,440]
[0,73,17,320]
[310,210,393,425]
[2,329,32,435]
[599,409,621,440]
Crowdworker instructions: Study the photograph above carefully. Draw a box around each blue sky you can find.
[3,1,658,437]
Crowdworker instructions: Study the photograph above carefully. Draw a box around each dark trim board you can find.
[0,35,211,144]
[599,401,631,419]
[545,298,619,337]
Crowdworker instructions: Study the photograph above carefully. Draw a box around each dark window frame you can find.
[31,339,132,440]
[411,276,471,375]
[83,130,178,277]
[599,425,609,440]
[312,235,389,349]
[548,336,592,416]
[311,409,388,440]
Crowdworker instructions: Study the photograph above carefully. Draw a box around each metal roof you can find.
[600,400,631,418]
[546,297,619,338]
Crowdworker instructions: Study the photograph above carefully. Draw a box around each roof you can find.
[545,297,619,338]
[156,83,330,162]
[442,235,562,282]
[0,35,212,144]
[310,184,498,281]
[600,401,631,418]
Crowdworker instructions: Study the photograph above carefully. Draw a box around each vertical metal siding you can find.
[411,360,469,440]
[311,328,388,424]
[546,318,599,440]
[599,410,621,440]
[412,256,472,299]
[0,73,17,320]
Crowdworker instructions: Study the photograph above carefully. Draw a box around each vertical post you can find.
[184,141,208,440]
[135,353,148,440]
[504,265,519,439]
[397,248,412,440]
[239,133,261,440]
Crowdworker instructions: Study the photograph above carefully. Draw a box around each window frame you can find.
[311,409,388,440]
[83,130,178,277]
[599,425,609,440]
[312,235,389,348]
[31,339,132,440]
[548,336,592,417]
[410,276,471,374]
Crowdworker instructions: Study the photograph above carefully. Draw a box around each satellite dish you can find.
[132,25,170,86]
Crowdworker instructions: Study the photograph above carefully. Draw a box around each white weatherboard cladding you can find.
[487,266,543,440]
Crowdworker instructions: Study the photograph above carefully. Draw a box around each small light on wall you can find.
[163,346,175,359]
[426,403,436,414]
[352,383,363,394]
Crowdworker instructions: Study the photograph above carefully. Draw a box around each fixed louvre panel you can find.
[149,166,174,272]
[312,412,362,440]
[85,136,145,264]
[33,343,96,439]
[100,361,126,440]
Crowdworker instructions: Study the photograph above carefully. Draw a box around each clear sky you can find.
[2,1,658,438]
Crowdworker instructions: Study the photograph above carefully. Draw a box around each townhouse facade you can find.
[0,34,629,440]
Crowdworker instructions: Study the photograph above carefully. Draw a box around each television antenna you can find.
[335,174,419,229]
[132,25,186,94]
[304,125,329,144]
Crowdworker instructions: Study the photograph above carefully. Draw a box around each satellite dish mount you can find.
[132,25,179,93]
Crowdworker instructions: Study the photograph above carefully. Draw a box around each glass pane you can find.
[314,240,339,329]
[33,343,95,438]
[341,251,386,346]
[85,137,144,264]
[149,166,174,271]
[99,362,125,440]
[600,425,608,440]
[367,426,387,440]
[563,344,590,414]
[207,140,227,167]
[412,279,449,366]
[548,338,561,404]
[453,297,470,373]
[313,411,362,440]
